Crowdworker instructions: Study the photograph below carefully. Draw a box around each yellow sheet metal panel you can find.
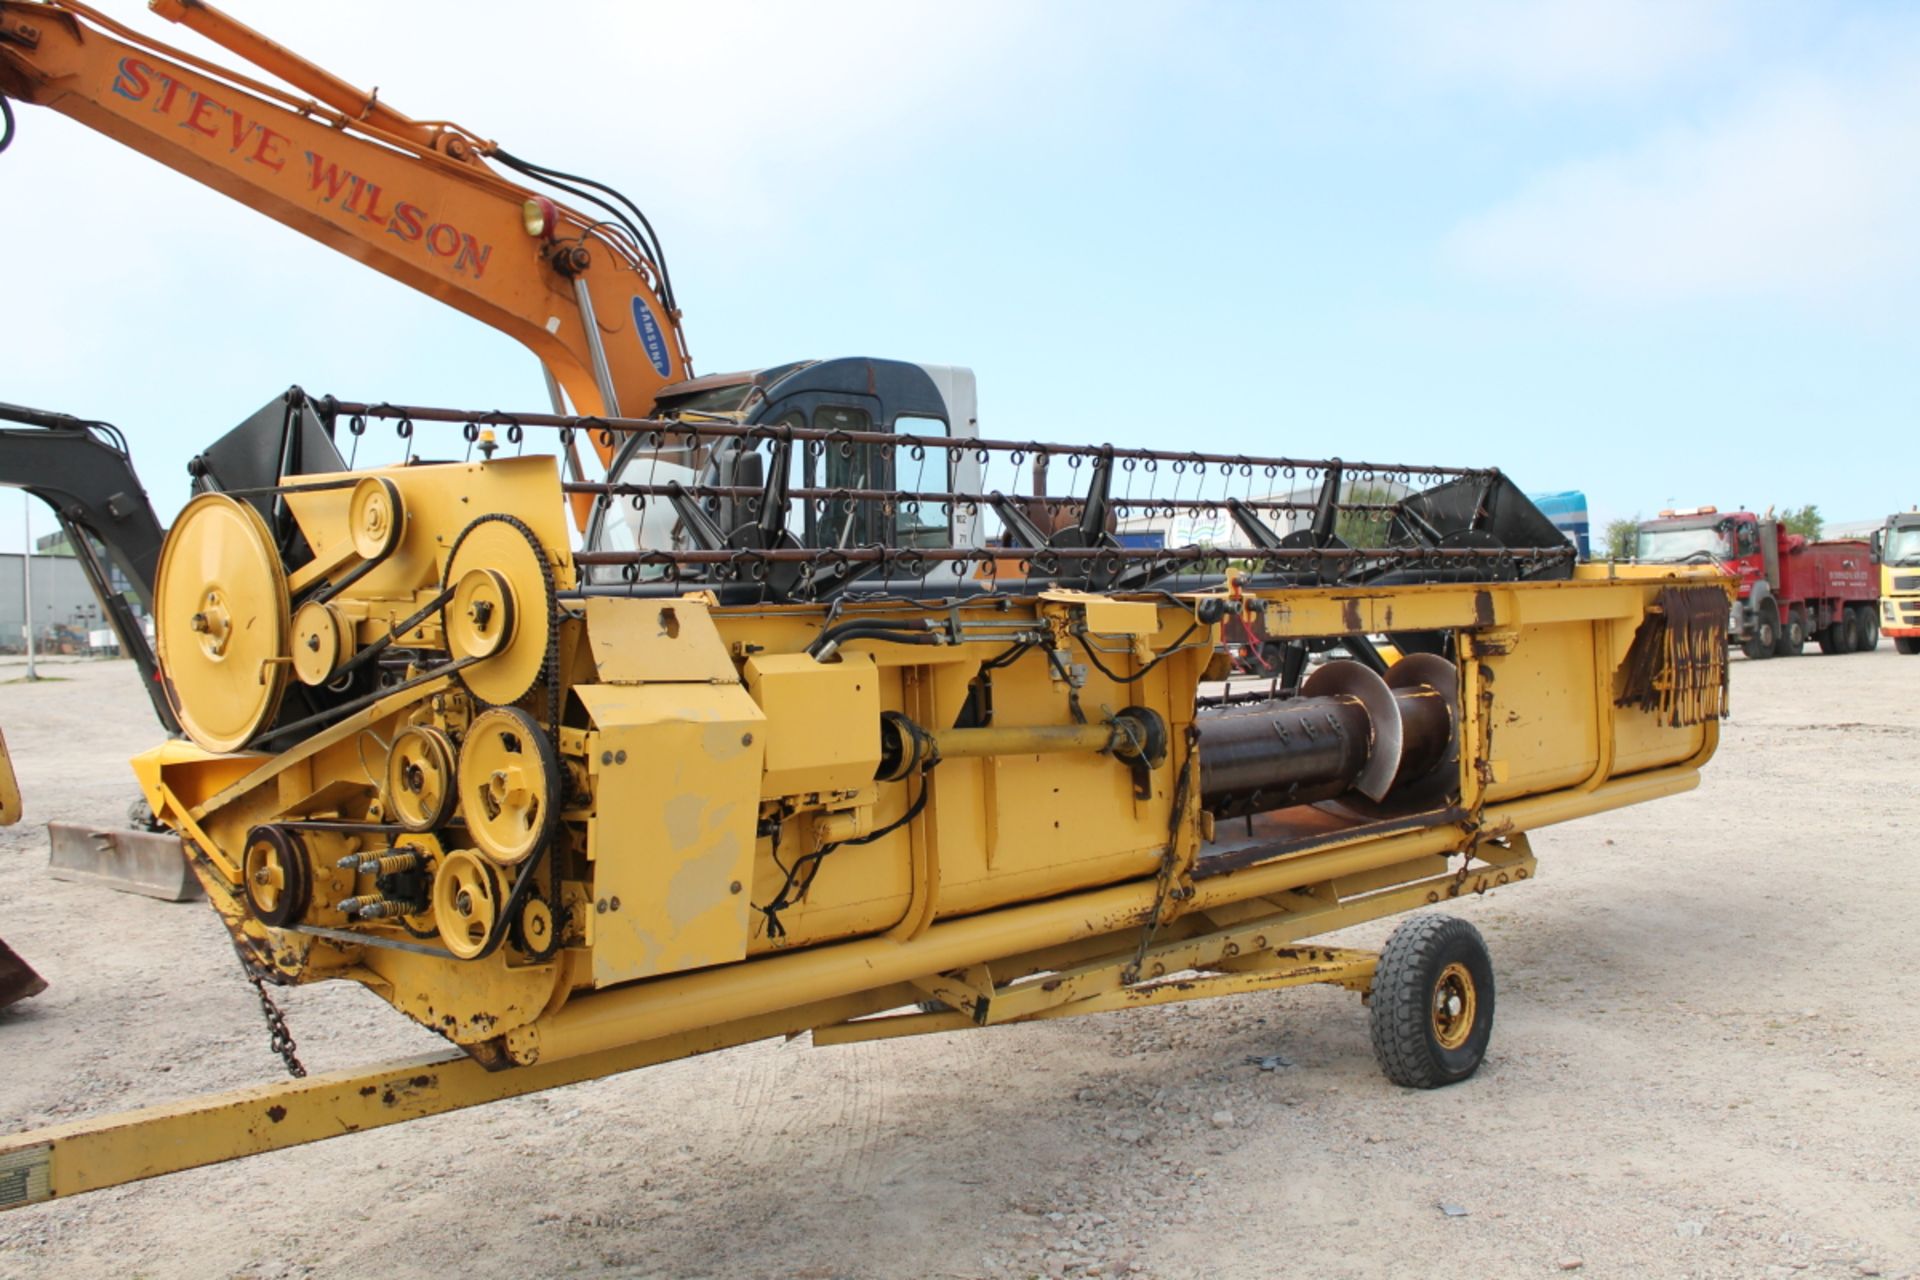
[742,653,881,799]
[584,596,739,685]
[281,456,576,598]
[1040,589,1159,635]
[1481,622,1603,803]
[576,682,766,985]
[1611,706,1711,775]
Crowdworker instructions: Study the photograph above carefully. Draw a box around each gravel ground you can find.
[1,647,1916,1280]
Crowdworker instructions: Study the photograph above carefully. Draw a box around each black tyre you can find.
[1775,609,1804,656]
[1839,607,1861,654]
[1368,914,1495,1089]
[1896,636,1920,656]
[1858,609,1879,652]
[1816,621,1837,655]
[1743,602,1778,660]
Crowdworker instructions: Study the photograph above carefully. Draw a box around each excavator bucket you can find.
[0,727,17,827]
[0,729,46,1009]
[0,938,47,1012]
[47,823,201,903]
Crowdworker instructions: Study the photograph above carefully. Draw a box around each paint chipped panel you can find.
[583,684,765,984]
[583,597,738,684]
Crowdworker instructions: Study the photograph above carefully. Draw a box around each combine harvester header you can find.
[0,390,1730,1211]
[0,0,1733,1219]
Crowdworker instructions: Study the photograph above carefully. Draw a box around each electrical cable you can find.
[757,753,936,939]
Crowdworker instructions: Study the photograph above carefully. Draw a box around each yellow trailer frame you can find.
[2,833,1554,1210]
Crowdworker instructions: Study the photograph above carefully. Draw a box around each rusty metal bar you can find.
[568,480,1405,516]
[321,399,1494,481]
[571,545,1569,566]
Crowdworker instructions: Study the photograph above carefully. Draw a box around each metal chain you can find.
[528,552,569,961]
[248,972,308,1078]
[1121,725,1199,985]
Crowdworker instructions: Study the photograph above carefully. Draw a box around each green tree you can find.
[1603,515,1640,560]
[1780,504,1823,540]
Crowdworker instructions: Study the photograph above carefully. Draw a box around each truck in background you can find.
[1873,510,1920,655]
[1634,507,1878,660]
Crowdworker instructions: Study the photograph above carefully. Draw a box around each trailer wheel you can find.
[1744,602,1778,660]
[1896,637,1920,656]
[1368,914,1495,1089]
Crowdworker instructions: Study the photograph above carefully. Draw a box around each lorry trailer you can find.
[1634,507,1878,659]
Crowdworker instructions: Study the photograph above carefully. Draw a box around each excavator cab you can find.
[584,357,980,586]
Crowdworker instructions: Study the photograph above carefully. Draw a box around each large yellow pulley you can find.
[442,514,554,707]
[154,494,291,753]
[457,706,560,866]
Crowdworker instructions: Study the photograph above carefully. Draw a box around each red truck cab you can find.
[1634,507,1878,658]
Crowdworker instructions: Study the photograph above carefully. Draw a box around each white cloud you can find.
[1380,0,1739,96]
[253,1,1071,237]
[1446,65,1920,303]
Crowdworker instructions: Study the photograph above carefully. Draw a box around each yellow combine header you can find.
[0,395,1728,1212]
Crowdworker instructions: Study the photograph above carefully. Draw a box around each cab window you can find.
[893,414,951,548]
[815,405,883,546]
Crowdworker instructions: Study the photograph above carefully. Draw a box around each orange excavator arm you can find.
[0,0,690,465]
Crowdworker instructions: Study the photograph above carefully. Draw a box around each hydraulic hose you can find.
[807,617,942,660]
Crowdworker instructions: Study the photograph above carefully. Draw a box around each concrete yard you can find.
[0,650,1915,1279]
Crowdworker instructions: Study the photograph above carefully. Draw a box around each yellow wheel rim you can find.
[432,849,500,960]
[1431,961,1478,1051]
[387,725,456,832]
[458,707,555,866]
[155,494,290,752]
[347,476,405,561]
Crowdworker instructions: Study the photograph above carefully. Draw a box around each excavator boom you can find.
[0,0,690,457]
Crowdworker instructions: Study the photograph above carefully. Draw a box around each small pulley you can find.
[386,725,457,832]
[457,705,561,866]
[432,848,502,960]
[346,475,407,561]
[291,600,355,686]
[241,825,312,928]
